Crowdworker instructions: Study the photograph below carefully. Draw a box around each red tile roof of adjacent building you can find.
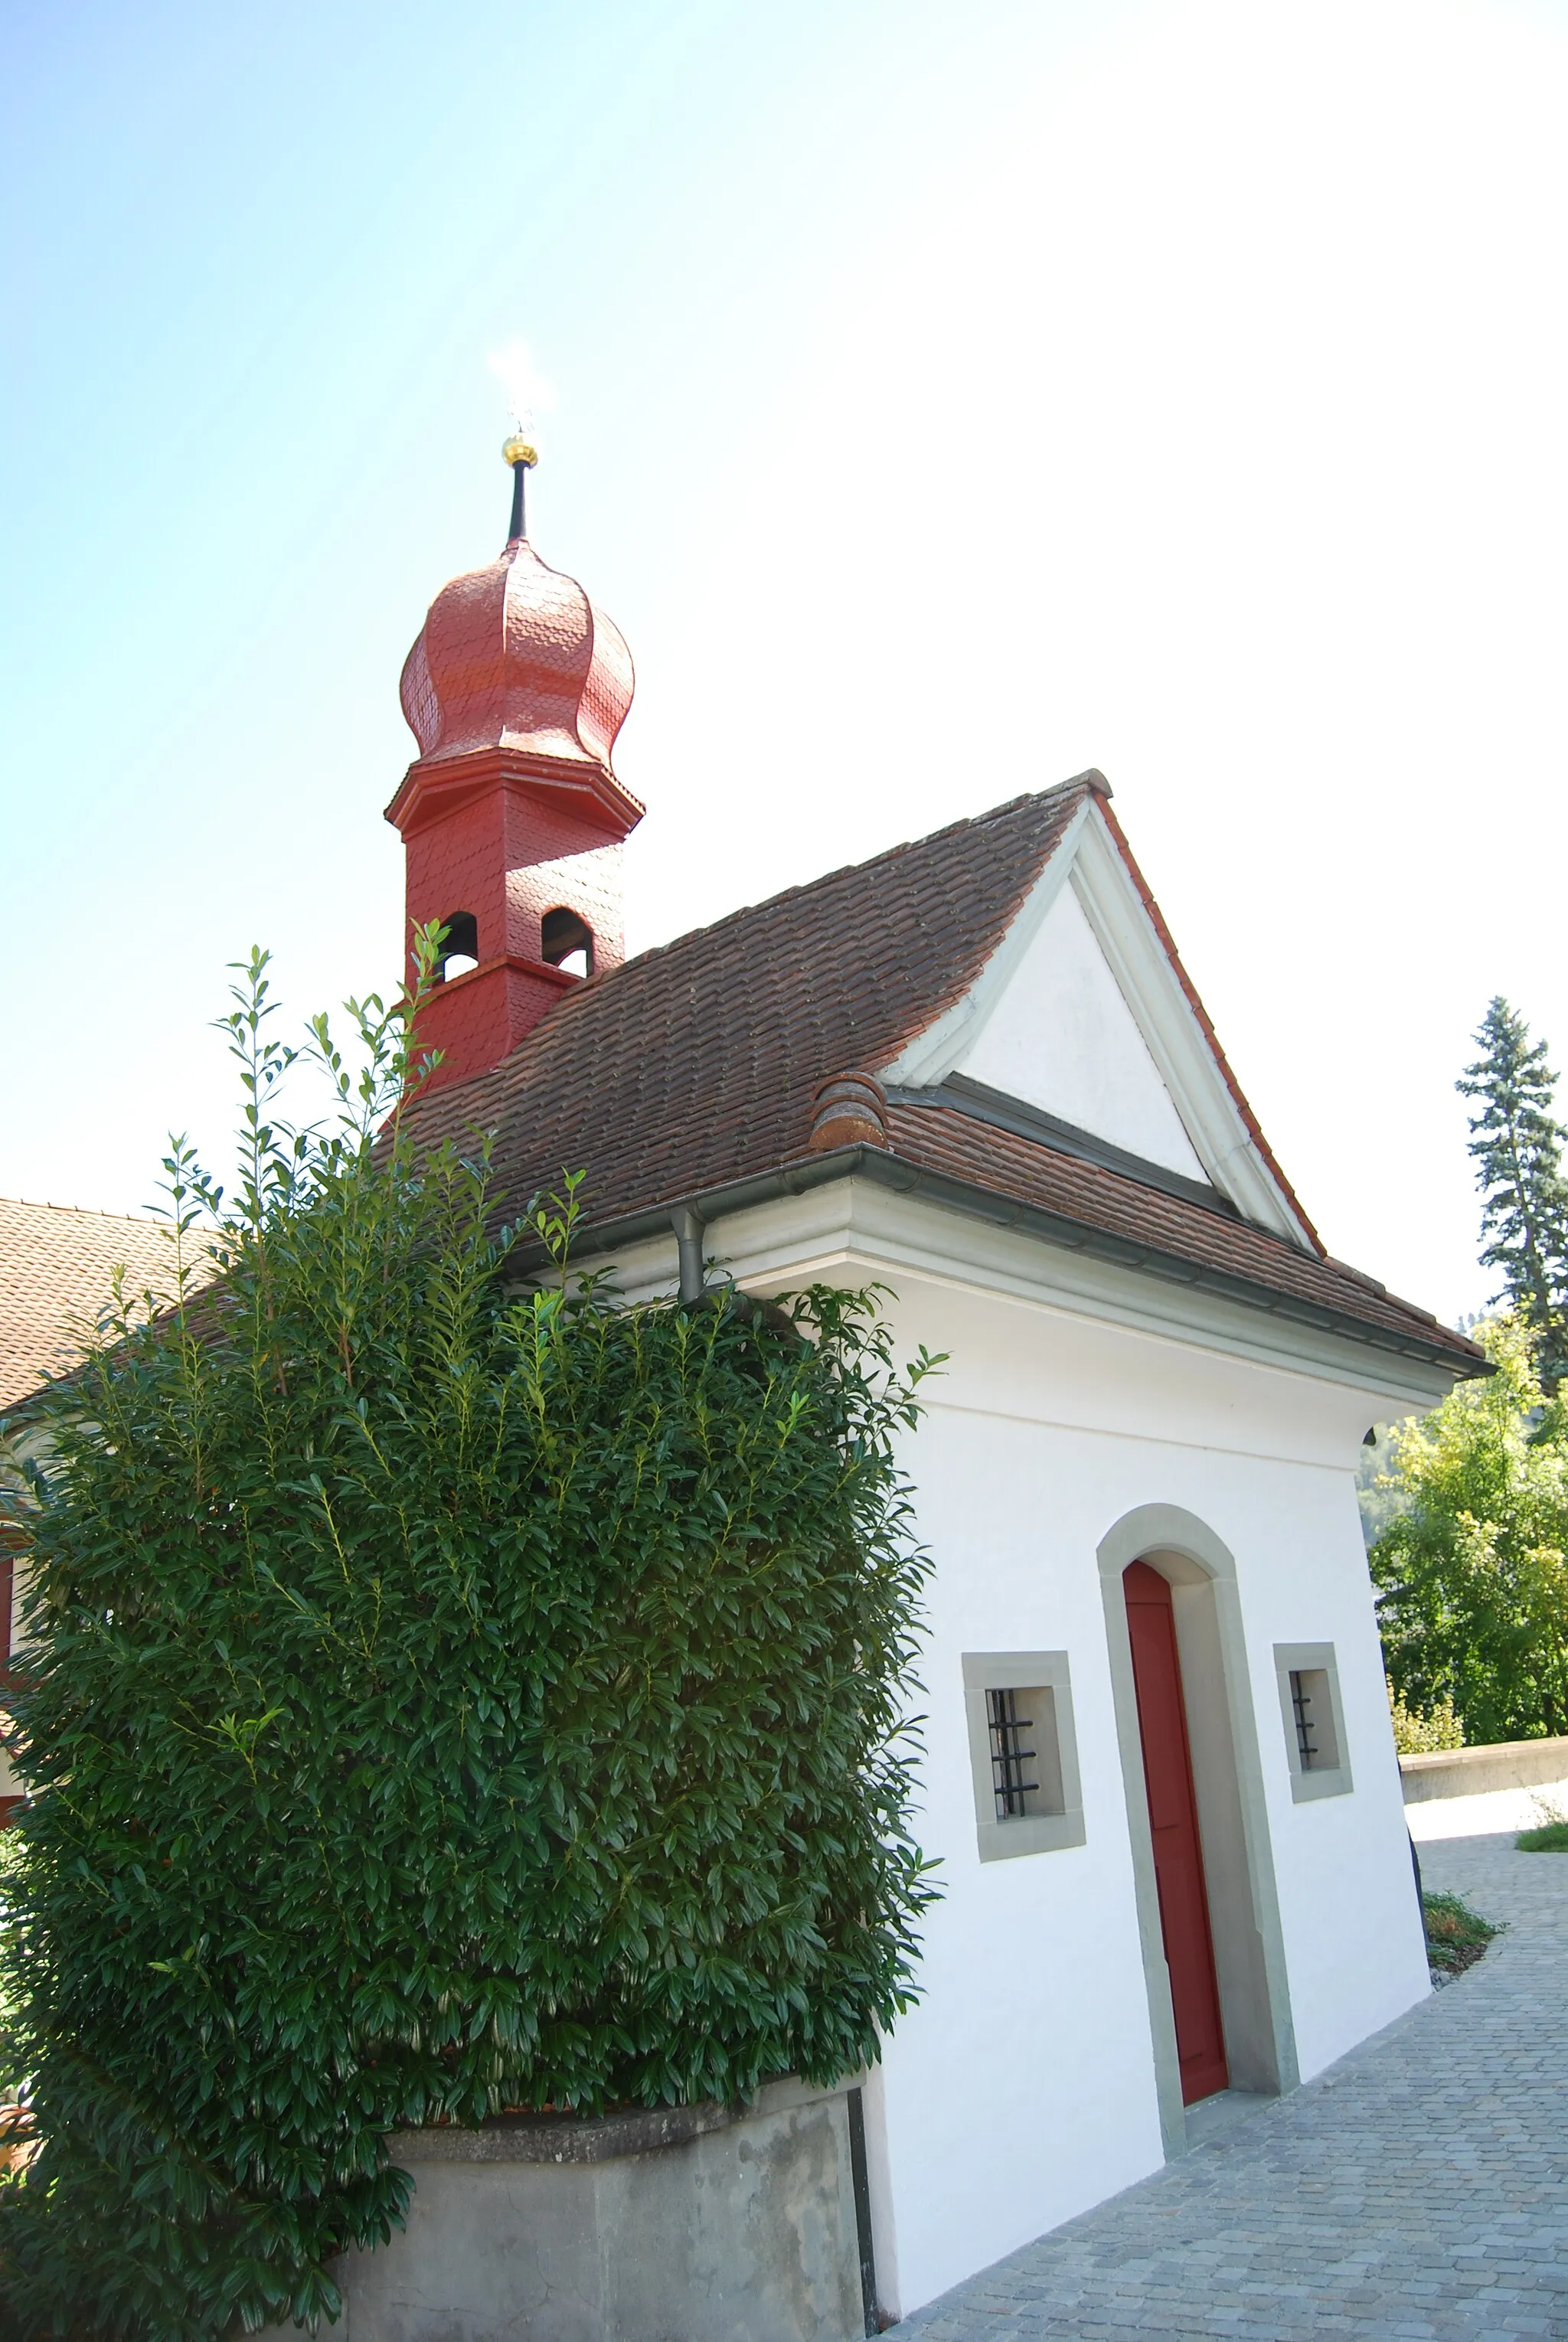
[0,1198,186,1413]
[406,779,1482,1375]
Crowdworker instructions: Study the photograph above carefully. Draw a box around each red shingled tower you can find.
[384,436,642,1094]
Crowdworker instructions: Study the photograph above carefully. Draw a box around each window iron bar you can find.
[986,1686,1040,1818]
[1290,1671,1318,1769]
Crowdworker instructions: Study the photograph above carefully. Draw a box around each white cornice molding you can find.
[597,1177,1461,1416]
[1067,814,1309,1246]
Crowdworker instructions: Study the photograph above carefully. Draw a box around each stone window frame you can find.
[962,1650,1086,1861]
[1273,1641,1354,1802]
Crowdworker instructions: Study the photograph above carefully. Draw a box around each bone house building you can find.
[390,448,1482,2322]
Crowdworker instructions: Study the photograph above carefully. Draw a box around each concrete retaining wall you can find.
[1400,1736,1568,1844]
[253,2075,872,2342]
[1400,1736,1568,1802]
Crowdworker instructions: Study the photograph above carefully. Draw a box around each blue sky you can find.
[8,0,1568,1326]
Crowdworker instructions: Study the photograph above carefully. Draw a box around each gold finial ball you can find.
[502,431,539,469]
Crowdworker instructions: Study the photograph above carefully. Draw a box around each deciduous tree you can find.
[1372,1315,1568,1745]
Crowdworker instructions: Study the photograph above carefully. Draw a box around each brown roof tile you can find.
[403,780,1482,1375]
[0,1199,188,1413]
[877,1103,1477,1363]
[410,779,1092,1219]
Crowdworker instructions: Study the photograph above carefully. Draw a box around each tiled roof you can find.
[402,780,1482,1374]
[879,1103,1475,1363]
[407,780,1090,1210]
[0,1198,185,1414]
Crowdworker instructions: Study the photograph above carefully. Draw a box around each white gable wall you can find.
[880,802,1313,1246]
[953,880,1208,1180]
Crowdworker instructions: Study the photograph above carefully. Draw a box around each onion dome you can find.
[398,441,635,779]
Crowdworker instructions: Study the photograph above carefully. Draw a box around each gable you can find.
[952,883,1207,1181]
[394,776,1493,1364]
[878,801,1315,1247]
[405,774,1328,1267]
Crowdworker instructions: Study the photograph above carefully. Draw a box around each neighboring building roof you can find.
[0,1197,184,1413]
[405,779,1483,1376]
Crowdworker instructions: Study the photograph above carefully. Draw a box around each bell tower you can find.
[384,435,642,1094]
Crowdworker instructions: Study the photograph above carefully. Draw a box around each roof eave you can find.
[508,1147,1486,1380]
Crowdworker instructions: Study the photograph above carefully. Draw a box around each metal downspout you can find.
[671,1205,706,1303]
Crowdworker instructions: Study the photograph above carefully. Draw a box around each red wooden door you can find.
[1123,1561,1228,2105]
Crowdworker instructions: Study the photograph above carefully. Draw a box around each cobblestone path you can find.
[896,1834,1568,2340]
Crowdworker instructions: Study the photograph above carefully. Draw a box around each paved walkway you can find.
[896,1834,1568,2340]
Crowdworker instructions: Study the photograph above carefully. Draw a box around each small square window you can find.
[1288,1667,1338,1773]
[1274,1643,1353,1801]
[963,1652,1085,1860]
[985,1685,1063,1821]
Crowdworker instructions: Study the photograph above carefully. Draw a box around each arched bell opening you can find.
[435,911,479,982]
[541,906,594,980]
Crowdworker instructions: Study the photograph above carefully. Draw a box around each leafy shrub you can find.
[1387,1676,1464,1754]
[1422,1890,1498,1978]
[0,949,939,2340]
[1372,1315,1568,1744]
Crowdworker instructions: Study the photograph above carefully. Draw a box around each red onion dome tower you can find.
[384,433,642,1093]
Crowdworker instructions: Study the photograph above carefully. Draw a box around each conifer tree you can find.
[1457,997,1568,1390]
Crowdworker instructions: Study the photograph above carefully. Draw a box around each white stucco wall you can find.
[601,1181,1452,2323]
[855,1269,1432,2313]
[954,882,1208,1180]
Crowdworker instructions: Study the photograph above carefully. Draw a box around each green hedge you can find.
[0,952,938,2339]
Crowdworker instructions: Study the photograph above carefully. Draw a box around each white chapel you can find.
[384,451,1482,2321]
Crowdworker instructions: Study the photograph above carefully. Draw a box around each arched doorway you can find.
[1123,1561,1227,2105]
[1096,1504,1298,2158]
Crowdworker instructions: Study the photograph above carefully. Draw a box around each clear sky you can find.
[7,0,1568,1327]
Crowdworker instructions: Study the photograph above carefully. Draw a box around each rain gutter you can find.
[504,1145,1486,1379]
